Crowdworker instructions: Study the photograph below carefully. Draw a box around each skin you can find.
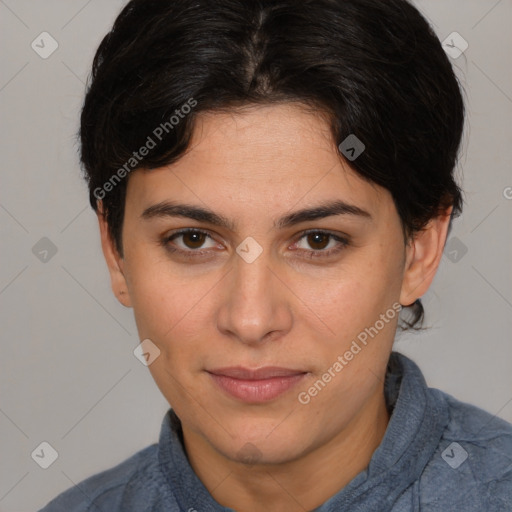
[98,103,452,511]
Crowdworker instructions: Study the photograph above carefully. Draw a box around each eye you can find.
[162,229,218,255]
[292,230,349,258]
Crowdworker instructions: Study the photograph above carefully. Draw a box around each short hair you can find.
[79,0,465,329]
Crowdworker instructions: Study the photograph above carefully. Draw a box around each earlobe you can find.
[400,207,453,307]
[96,203,132,308]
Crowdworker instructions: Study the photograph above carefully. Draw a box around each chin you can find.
[213,419,307,466]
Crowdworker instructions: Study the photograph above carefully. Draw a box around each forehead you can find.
[185,103,338,175]
[126,103,393,223]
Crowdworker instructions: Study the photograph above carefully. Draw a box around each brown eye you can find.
[306,232,330,250]
[294,230,349,258]
[181,231,207,249]
[163,229,217,254]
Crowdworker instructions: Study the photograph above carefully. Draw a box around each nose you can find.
[216,249,293,346]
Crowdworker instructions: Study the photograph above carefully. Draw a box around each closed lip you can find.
[206,366,307,380]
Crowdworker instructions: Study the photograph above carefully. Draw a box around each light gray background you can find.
[1,1,511,510]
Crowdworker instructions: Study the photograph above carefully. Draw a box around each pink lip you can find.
[207,366,307,403]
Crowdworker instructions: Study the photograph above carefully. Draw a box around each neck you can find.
[182,386,390,512]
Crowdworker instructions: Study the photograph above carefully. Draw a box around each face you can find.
[100,103,448,467]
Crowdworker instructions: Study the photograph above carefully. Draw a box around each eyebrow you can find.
[140,199,372,230]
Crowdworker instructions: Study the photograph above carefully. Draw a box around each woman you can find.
[40,0,512,510]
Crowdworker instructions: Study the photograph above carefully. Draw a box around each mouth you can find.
[206,366,308,403]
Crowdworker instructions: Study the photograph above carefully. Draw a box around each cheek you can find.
[126,265,210,406]
[123,246,179,335]
[128,271,199,342]
[300,276,366,335]
[124,250,222,367]
[291,251,402,342]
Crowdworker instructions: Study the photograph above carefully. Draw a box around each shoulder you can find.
[420,388,512,511]
[38,443,174,511]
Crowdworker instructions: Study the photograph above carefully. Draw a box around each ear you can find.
[96,202,132,308]
[400,206,453,306]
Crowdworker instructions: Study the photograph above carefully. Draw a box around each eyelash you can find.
[161,228,349,260]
